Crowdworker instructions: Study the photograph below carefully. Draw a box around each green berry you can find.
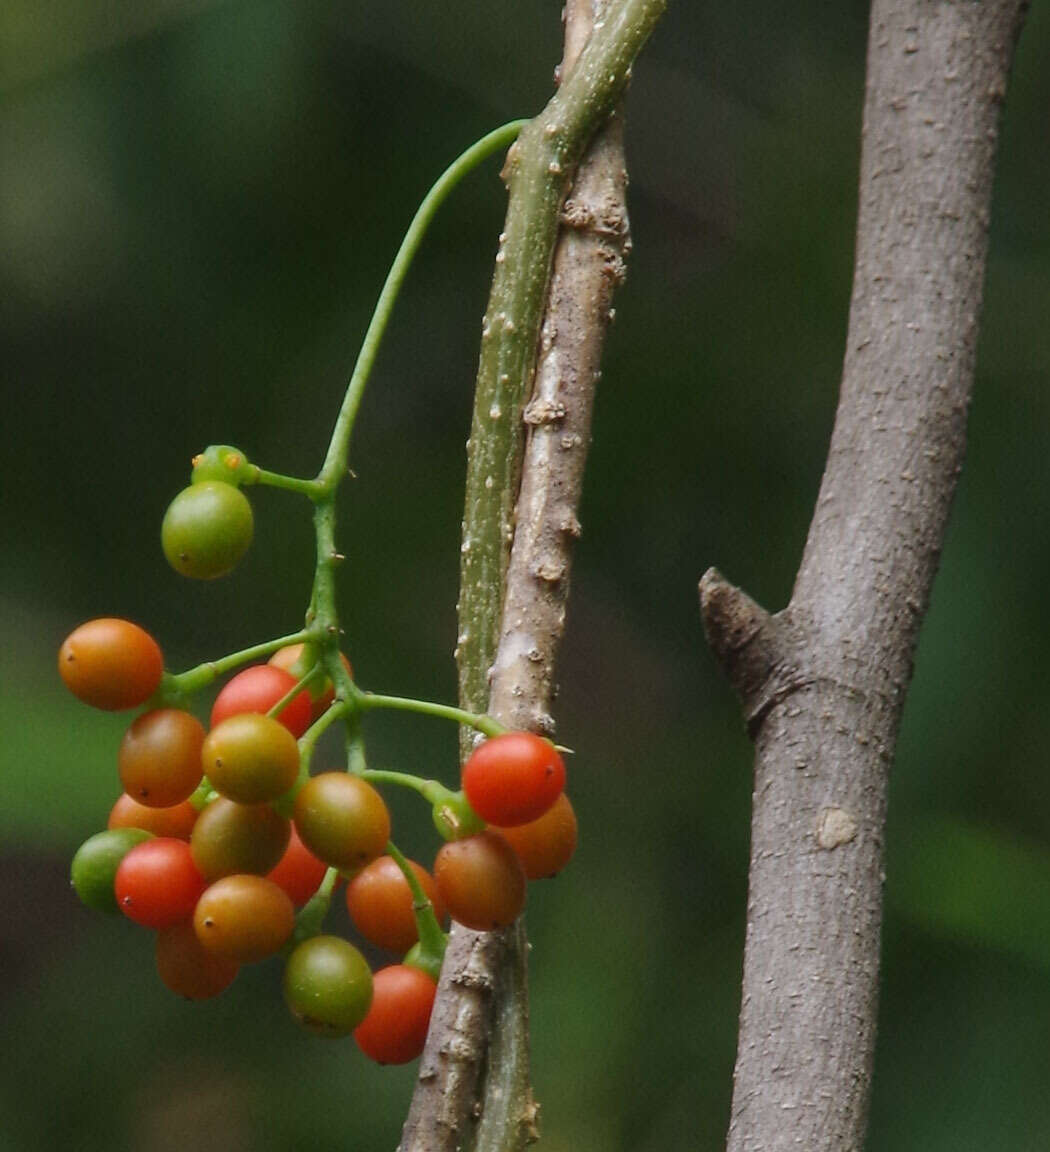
[162,482,253,579]
[190,444,255,487]
[284,936,373,1036]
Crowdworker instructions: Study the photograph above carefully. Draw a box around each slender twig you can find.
[399,3,661,1150]
[701,3,1029,1149]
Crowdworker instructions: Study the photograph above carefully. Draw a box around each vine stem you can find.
[358,692,505,737]
[162,627,315,697]
[315,120,528,495]
[385,840,448,977]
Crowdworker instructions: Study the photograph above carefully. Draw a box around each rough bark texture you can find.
[398,2,636,1149]
[700,3,1029,1150]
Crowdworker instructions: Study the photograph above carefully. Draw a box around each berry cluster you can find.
[61,121,574,1069]
[64,605,576,1063]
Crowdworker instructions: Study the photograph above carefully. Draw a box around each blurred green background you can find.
[4,1,1050,1149]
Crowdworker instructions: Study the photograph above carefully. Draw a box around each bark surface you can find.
[398,2,638,1149]
[701,3,1029,1150]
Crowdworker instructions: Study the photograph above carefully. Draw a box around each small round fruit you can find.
[268,645,352,719]
[354,965,437,1064]
[267,826,328,906]
[194,875,295,963]
[284,936,373,1037]
[114,838,206,928]
[118,709,205,808]
[190,444,253,487]
[155,921,239,1000]
[190,798,290,880]
[462,732,565,827]
[162,481,253,580]
[58,618,163,711]
[210,665,312,738]
[71,828,153,913]
[202,713,300,804]
[345,856,445,954]
[293,773,390,871]
[433,831,526,931]
[493,793,578,879]
[109,794,199,839]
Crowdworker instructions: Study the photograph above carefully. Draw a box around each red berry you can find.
[354,965,437,1064]
[114,838,206,928]
[210,665,313,738]
[346,855,446,954]
[493,793,578,879]
[267,826,329,906]
[462,732,565,827]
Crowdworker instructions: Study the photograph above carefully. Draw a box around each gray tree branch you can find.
[701,2,1029,1149]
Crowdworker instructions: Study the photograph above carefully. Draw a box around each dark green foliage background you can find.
[3,2,1050,1149]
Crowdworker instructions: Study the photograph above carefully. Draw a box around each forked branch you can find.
[701,2,1029,1149]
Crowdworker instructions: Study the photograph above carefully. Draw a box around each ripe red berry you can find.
[346,855,446,954]
[461,731,566,827]
[114,838,206,928]
[267,826,329,906]
[354,965,437,1064]
[210,665,313,738]
[493,792,578,879]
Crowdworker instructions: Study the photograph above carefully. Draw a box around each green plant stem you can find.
[385,840,447,973]
[163,628,316,697]
[358,692,505,737]
[188,777,214,811]
[248,467,324,500]
[314,119,527,496]
[456,0,666,759]
[265,664,325,722]
[290,866,340,946]
[360,768,448,805]
[298,701,350,770]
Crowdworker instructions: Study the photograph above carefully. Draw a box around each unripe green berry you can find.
[162,482,253,580]
[190,444,255,487]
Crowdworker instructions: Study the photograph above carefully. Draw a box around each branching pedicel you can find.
[60,122,577,1066]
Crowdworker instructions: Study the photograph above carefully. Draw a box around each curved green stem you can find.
[289,866,341,947]
[298,701,351,769]
[361,767,444,803]
[162,628,316,698]
[359,692,506,737]
[315,119,527,493]
[248,467,324,500]
[266,664,325,722]
[386,840,447,978]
